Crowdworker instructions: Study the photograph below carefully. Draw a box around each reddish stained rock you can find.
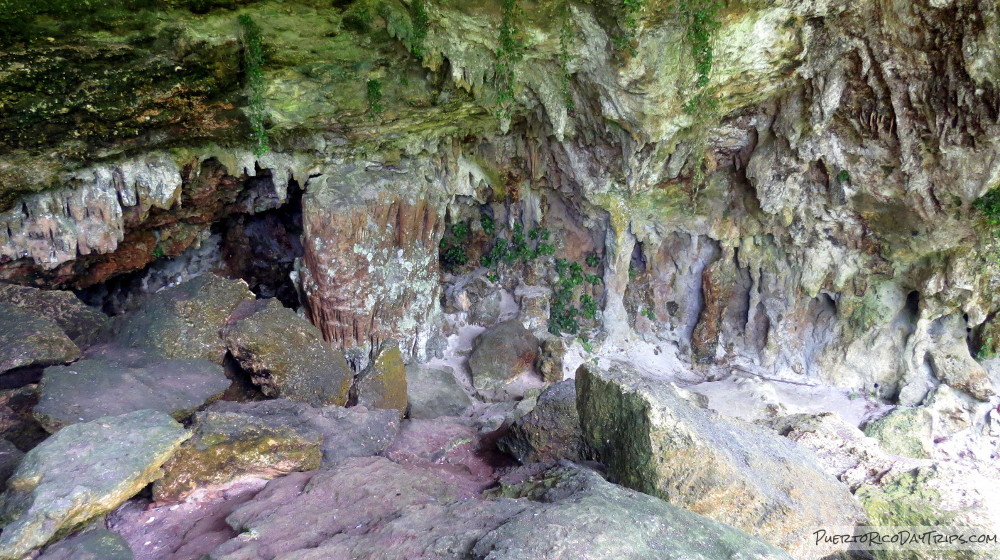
[298,164,445,363]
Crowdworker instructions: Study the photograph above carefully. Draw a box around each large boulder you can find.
[475,466,793,560]
[33,346,230,432]
[467,320,540,398]
[355,342,408,415]
[221,299,352,406]
[0,283,109,348]
[36,530,133,560]
[112,274,254,363]
[405,364,472,419]
[153,409,322,503]
[498,380,585,463]
[204,399,399,467]
[0,410,189,559]
[576,363,866,558]
[0,303,79,375]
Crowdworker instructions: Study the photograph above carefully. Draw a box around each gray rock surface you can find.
[0,410,189,559]
[0,283,109,348]
[498,380,585,463]
[576,363,866,558]
[467,320,540,397]
[37,529,133,560]
[0,303,80,375]
[475,466,793,560]
[862,406,934,459]
[222,298,352,406]
[0,439,23,490]
[34,346,230,432]
[113,274,254,363]
[205,399,399,467]
[405,364,472,419]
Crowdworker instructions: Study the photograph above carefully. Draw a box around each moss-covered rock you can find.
[498,379,585,463]
[222,298,353,406]
[0,303,80,375]
[0,283,109,348]
[862,407,934,460]
[355,341,408,415]
[0,410,189,559]
[113,274,254,363]
[36,529,133,560]
[153,409,322,503]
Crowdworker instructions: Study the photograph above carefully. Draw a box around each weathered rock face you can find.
[498,380,585,464]
[36,530,133,560]
[298,161,446,365]
[0,439,23,490]
[576,363,865,558]
[204,399,400,468]
[33,346,230,432]
[405,364,472,419]
[467,320,541,398]
[0,284,108,348]
[0,410,189,559]
[112,274,254,363]
[222,298,352,406]
[0,303,79,375]
[153,409,322,503]
[355,341,408,415]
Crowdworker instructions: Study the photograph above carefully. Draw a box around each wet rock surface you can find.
[0,410,189,560]
[0,303,80,375]
[354,342,408,415]
[33,346,230,432]
[222,298,352,406]
[37,529,133,560]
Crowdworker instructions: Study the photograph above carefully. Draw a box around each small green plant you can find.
[480,212,495,236]
[439,221,471,271]
[628,264,638,281]
[494,0,526,119]
[973,186,1000,229]
[679,0,722,88]
[977,336,997,360]
[578,336,593,354]
[410,0,429,57]
[585,253,600,268]
[641,307,655,321]
[558,2,576,112]
[837,169,851,183]
[366,79,384,118]
[612,0,645,54]
[238,14,269,156]
[152,243,165,259]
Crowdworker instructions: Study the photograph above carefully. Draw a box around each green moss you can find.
[367,78,384,118]
[239,13,269,155]
[494,0,526,119]
[973,185,1000,229]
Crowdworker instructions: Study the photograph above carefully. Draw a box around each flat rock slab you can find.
[221,299,352,406]
[0,303,79,375]
[0,283,109,348]
[113,274,254,364]
[33,346,230,432]
[405,364,471,419]
[153,409,322,503]
[576,363,865,559]
[37,529,133,560]
[205,399,399,467]
[474,466,793,560]
[0,410,189,559]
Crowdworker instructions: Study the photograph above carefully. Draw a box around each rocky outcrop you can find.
[33,346,230,432]
[153,409,322,503]
[222,298,352,406]
[112,274,254,363]
[0,410,188,559]
[0,303,79,375]
[576,363,866,558]
[37,530,133,560]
